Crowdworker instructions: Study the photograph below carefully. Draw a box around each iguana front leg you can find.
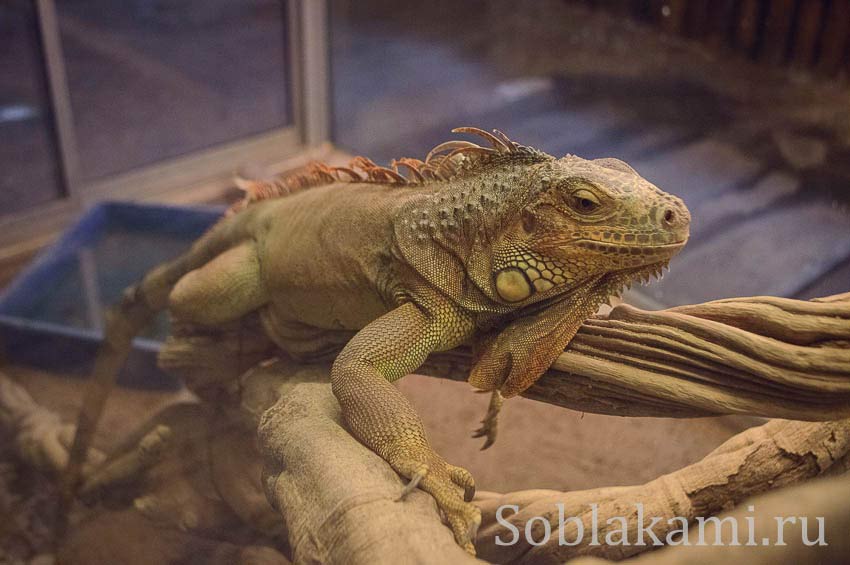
[331,301,481,554]
[469,284,611,447]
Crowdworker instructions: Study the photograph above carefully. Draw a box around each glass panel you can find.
[57,0,291,181]
[0,0,65,216]
[2,204,216,340]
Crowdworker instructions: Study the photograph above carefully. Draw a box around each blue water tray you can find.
[0,202,224,389]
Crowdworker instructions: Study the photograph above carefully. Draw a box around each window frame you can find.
[0,0,329,253]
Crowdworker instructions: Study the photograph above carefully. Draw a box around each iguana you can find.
[62,127,690,554]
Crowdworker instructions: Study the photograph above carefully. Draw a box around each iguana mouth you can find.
[574,239,687,256]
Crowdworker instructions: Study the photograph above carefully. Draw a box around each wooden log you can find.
[0,371,105,474]
[10,291,850,563]
[253,364,482,565]
[790,0,824,69]
[422,293,850,420]
[473,418,850,563]
[164,292,850,421]
[816,0,850,76]
[760,0,796,65]
[567,471,850,564]
[735,0,761,55]
[245,360,850,564]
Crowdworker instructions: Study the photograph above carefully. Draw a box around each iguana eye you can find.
[570,189,601,214]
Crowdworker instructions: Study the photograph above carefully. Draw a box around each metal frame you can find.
[0,0,330,252]
[291,0,331,146]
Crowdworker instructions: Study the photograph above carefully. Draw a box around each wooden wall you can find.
[581,0,850,78]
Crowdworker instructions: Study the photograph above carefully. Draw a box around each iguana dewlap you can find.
[73,128,690,554]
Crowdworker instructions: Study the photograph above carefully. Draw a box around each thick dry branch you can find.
[250,361,482,565]
[243,359,850,564]
[162,294,850,421]
[473,418,850,563]
[8,292,850,563]
[568,473,850,565]
[132,292,850,562]
[421,293,850,419]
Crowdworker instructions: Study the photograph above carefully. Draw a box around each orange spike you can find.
[369,166,407,184]
[446,146,499,160]
[435,157,459,178]
[332,167,363,181]
[492,129,518,151]
[426,140,481,163]
[452,127,510,153]
[420,166,439,181]
[349,156,378,171]
[392,159,425,183]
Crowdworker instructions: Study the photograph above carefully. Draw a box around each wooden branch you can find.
[215,292,850,563]
[8,292,849,563]
[566,472,850,565]
[473,418,850,563]
[244,359,850,564]
[251,361,482,565]
[238,292,850,563]
[421,292,850,419]
[161,293,850,421]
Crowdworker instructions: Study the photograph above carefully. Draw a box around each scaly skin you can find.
[65,128,690,554]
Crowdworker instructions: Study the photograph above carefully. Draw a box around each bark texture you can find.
[568,473,850,565]
[423,293,850,419]
[474,418,850,563]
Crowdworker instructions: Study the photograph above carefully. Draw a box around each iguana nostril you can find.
[663,209,675,224]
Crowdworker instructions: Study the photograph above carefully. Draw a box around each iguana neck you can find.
[392,161,562,311]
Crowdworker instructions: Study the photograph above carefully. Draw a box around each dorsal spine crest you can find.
[231,126,553,214]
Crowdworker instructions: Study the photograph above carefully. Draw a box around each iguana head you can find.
[387,127,689,311]
[490,154,690,304]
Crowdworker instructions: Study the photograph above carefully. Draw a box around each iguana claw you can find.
[393,452,480,554]
[396,463,427,500]
[472,390,504,450]
[450,465,476,502]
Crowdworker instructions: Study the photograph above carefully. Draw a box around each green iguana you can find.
[63,127,690,554]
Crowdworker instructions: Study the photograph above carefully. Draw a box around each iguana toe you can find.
[391,449,480,554]
[446,504,481,555]
[471,420,498,450]
[471,390,503,450]
[420,469,480,554]
[449,465,476,501]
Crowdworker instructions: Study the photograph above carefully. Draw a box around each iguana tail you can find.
[60,206,262,515]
